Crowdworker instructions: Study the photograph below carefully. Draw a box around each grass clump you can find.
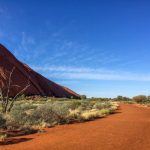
[100,109,111,115]
[0,133,7,142]
[81,110,101,121]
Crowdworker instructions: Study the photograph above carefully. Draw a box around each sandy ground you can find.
[1,104,150,150]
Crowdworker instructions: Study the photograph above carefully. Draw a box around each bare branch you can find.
[7,80,30,112]
[0,88,3,98]
[6,67,15,101]
[0,88,4,106]
[11,85,21,88]
[4,67,15,113]
[0,66,30,113]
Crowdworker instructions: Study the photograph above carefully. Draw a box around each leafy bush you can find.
[51,102,70,123]
[67,101,82,110]
[133,95,147,103]
[115,96,131,101]
[30,103,71,126]
[6,109,28,128]
[78,101,94,111]
[5,103,37,128]
[29,104,58,126]
[7,102,71,128]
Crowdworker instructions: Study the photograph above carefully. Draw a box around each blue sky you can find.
[0,0,150,98]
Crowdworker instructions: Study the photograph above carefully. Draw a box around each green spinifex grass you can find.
[0,98,118,131]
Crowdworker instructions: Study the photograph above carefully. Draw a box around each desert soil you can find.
[1,104,150,150]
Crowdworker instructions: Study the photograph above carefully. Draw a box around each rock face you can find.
[0,44,80,98]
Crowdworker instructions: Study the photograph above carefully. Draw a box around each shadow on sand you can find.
[0,138,33,145]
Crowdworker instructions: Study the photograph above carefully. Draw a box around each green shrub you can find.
[100,109,111,115]
[51,102,71,123]
[133,95,147,103]
[30,104,59,126]
[78,101,94,111]
[67,101,82,110]
[6,108,29,128]
[5,103,37,128]
[7,102,71,128]
[93,102,111,109]
[114,96,131,101]
[3,99,118,130]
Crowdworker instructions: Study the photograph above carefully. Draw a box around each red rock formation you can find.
[0,44,80,98]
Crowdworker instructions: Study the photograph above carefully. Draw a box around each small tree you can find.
[132,95,147,103]
[0,67,30,113]
[116,96,123,101]
[80,95,87,99]
[115,96,131,101]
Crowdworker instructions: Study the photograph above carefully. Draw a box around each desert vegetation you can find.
[113,95,150,106]
[0,97,118,141]
[1,94,150,142]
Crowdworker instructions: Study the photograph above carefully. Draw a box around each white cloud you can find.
[20,32,35,50]
[32,65,150,81]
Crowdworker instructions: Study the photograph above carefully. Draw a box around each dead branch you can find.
[8,80,30,112]
[0,67,30,113]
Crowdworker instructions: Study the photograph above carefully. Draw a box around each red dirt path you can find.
[1,104,150,150]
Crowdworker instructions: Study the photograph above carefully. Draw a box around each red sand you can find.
[0,44,79,98]
[1,104,150,150]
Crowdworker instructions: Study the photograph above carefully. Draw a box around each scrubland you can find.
[0,97,118,140]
